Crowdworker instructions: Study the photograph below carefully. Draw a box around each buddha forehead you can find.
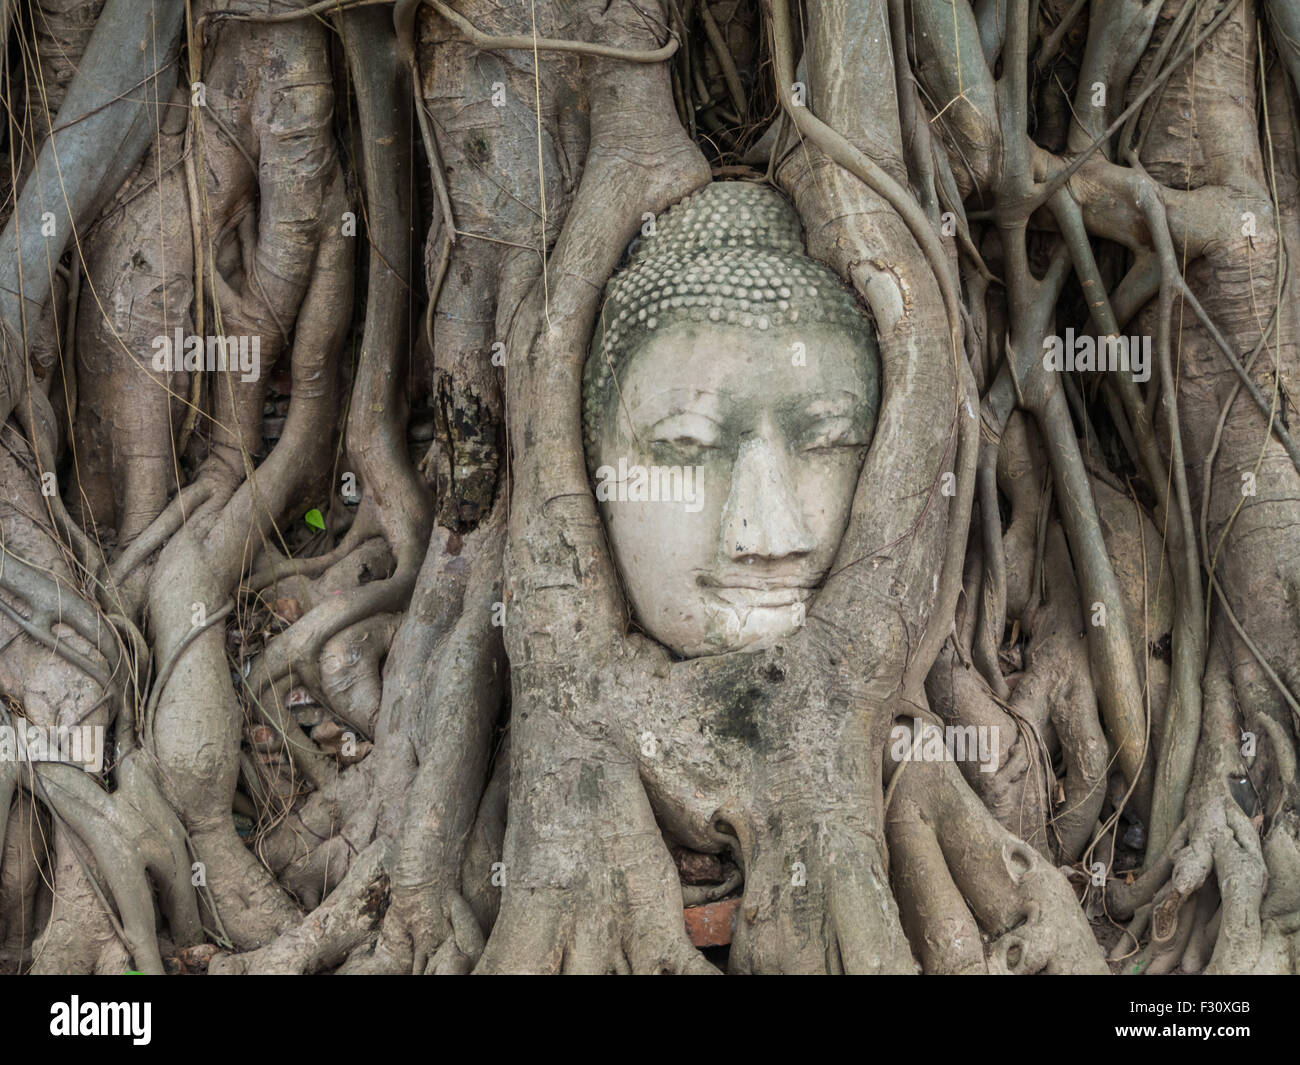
[613,320,875,428]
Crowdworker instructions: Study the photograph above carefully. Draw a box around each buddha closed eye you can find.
[583,182,881,658]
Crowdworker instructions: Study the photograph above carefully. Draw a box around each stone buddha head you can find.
[584,182,881,658]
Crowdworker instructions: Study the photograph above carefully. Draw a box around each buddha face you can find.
[591,319,879,657]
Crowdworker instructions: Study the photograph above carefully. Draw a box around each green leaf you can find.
[304,508,325,531]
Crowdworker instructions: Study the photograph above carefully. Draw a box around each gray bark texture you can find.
[0,0,1297,976]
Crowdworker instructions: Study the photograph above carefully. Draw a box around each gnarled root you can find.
[476,748,714,975]
[209,841,389,975]
[28,752,202,974]
[1107,636,1290,973]
[887,747,1109,974]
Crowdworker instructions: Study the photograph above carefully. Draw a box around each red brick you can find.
[684,898,740,947]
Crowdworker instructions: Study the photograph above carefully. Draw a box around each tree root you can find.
[888,748,1109,974]
[28,753,202,974]
[209,841,388,975]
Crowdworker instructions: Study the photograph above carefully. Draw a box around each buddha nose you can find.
[721,436,816,562]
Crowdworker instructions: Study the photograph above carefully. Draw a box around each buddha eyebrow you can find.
[781,390,863,415]
[626,389,724,422]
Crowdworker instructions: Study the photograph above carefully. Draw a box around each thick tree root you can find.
[888,746,1109,974]
[209,842,388,975]
[1106,637,1298,973]
[28,753,202,974]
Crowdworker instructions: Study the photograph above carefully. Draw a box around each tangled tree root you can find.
[887,740,1109,974]
[27,753,202,974]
